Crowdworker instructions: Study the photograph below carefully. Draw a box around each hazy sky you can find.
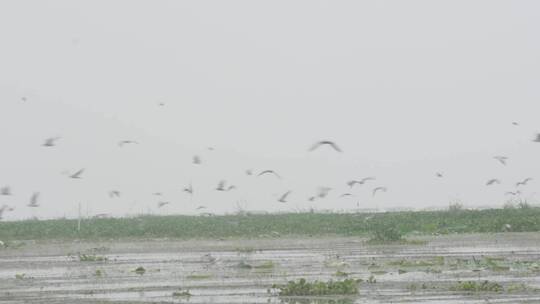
[1,1,539,220]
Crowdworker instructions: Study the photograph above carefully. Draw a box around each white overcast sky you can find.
[1,1,539,220]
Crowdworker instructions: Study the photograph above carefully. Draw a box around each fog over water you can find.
[0,1,539,220]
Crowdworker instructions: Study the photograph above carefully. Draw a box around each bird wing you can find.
[71,169,84,178]
[328,141,343,152]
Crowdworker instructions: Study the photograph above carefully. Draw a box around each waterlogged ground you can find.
[1,233,540,303]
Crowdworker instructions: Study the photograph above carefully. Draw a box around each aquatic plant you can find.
[272,278,360,296]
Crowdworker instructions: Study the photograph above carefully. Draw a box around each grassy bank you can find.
[1,207,539,241]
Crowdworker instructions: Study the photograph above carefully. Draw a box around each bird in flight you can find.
[69,169,85,179]
[118,140,138,147]
[309,140,342,152]
[347,177,375,188]
[372,187,387,197]
[278,191,292,203]
[308,196,316,202]
[516,178,533,187]
[193,155,201,165]
[317,187,332,199]
[258,170,281,179]
[109,190,121,198]
[486,179,501,186]
[43,137,60,147]
[436,172,444,178]
[505,190,521,196]
[196,206,207,210]
[533,134,540,143]
[340,193,354,198]
[1,186,11,196]
[512,122,519,126]
[183,184,194,195]
[216,180,227,191]
[493,156,508,166]
[157,201,170,208]
[0,205,14,220]
[28,192,40,207]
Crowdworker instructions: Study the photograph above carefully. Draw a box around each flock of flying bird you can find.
[1,115,540,220]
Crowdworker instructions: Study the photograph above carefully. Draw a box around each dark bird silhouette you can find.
[347,177,375,188]
[494,156,508,166]
[340,193,353,198]
[533,133,540,142]
[436,172,444,178]
[505,191,521,196]
[309,140,342,152]
[278,191,292,203]
[486,179,501,186]
[317,187,332,199]
[0,205,14,220]
[118,140,138,147]
[1,186,11,196]
[216,180,227,191]
[372,187,387,197]
[308,196,316,202]
[183,184,194,195]
[69,169,85,179]
[516,178,533,187]
[28,192,40,207]
[258,170,281,179]
[193,155,201,165]
[109,190,120,198]
[157,201,170,208]
[43,137,60,147]
[196,205,207,210]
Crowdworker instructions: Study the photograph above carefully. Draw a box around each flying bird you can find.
[493,156,508,166]
[340,193,354,198]
[28,192,40,207]
[308,196,316,202]
[0,205,14,220]
[1,186,11,196]
[372,187,387,197]
[69,169,85,179]
[118,140,138,147]
[196,206,207,210]
[309,140,342,152]
[216,180,227,191]
[258,170,281,179]
[436,172,444,178]
[278,191,292,203]
[316,187,332,199]
[157,201,170,208]
[42,137,60,147]
[516,178,533,187]
[193,155,201,165]
[505,191,521,196]
[486,179,501,186]
[533,134,540,142]
[183,184,194,195]
[347,177,375,188]
[109,190,121,198]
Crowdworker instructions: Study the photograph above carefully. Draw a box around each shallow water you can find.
[1,233,539,303]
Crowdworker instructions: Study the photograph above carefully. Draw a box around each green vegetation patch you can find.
[450,280,504,293]
[1,207,540,241]
[272,278,360,296]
